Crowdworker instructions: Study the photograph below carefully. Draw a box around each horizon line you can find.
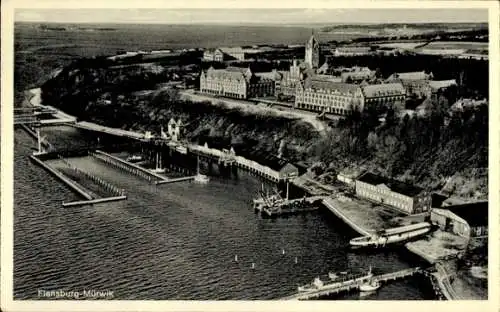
[15,21,489,25]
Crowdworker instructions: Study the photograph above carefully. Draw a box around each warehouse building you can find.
[430,202,488,239]
[355,172,431,215]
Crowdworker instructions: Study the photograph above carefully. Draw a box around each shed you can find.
[430,201,488,238]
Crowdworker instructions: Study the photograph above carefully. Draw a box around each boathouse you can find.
[234,146,299,180]
[430,201,488,238]
[355,172,431,215]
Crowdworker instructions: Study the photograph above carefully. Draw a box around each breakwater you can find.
[90,150,159,183]
[57,154,126,198]
[29,154,94,200]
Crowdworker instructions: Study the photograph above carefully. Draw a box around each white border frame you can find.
[1,1,499,312]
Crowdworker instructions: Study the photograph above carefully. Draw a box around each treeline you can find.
[321,23,487,32]
[41,56,201,117]
[330,28,489,44]
[312,102,488,194]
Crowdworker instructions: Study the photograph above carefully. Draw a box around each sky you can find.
[15,8,488,25]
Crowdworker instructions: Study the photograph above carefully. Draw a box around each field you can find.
[424,41,488,50]
[14,22,323,102]
[378,42,426,49]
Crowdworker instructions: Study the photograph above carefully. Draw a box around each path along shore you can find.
[24,87,480,300]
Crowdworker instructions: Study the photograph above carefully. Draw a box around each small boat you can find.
[350,222,431,248]
[194,174,210,183]
[294,257,298,264]
[175,145,188,154]
[251,263,255,269]
[328,272,339,280]
[298,277,323,292]
[298,268,373,293]
[234,255,238,262]
[359,279,381,292]
[193,156,210,184]
[126,155,143,162]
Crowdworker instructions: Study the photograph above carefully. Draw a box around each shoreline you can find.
[23,87,477,300]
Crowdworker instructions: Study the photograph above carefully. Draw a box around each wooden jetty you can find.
[62,195,127,207]
[280,267,422,300]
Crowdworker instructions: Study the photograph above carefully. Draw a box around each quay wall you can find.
[62,195,127,207]
[29,155,94,200]
[321,197,372,236]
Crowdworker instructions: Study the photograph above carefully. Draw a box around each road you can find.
[178,89,329,134]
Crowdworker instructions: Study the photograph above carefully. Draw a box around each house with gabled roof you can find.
[387,71,434,98]
[199,66,275,99]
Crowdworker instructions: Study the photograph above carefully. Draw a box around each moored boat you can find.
[194,174,210,183]
[359,279,381,292]
[297,267,374,293]
[126,155,143,162]
[350,222,432,248]
[193,156,210,184]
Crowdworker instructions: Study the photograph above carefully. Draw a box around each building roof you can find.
[303,77,360,94]
[357,172,425,197]
[361,83,406,98]
[444,201,488,227]
[341,71,375,81]
[204,66,252,82]
[233,145,289,171]
[390,71,431,81]
[255,71,281,81]
[428,79,457,90]
[204,48,223,54]
[314,74,342,82]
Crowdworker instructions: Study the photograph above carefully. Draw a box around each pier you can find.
[90,150,161,183]
[280,267,422,300]
[30,153,128,207]
[62,195,128,207]
[188,144,286,182]
[91,150,196,185]
[14,106,76,127]
[73,121,148,141]
[29,155,94,200]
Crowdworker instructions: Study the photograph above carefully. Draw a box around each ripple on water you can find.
[14,127,433,300]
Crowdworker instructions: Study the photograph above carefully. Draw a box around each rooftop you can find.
[428,79,457,90]
[204,66,252,81]
[390,71,432,81]
[361,83,406,98]
[442,201,488,227]
[341,71,375,80]
[234,145,289,172]
[255,71,281,81]
[357,172,425,197]
[303,77,360,94]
